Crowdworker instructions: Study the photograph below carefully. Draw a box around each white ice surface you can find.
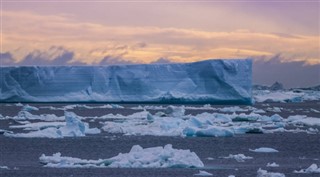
[267,162,279,167]
[249,148,279,153]
[294,164,320,173]
[222,154,253,162]
[0,59,252,104]
[253,90,320,103]
[194,170,213,176]
[4,112,100,138]
[39,144,204,168]
[257,168,285,177]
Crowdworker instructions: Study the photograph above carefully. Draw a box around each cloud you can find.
[2,11,319,65]
[150,58,173,64]
[16,46,83,66]
[0,52,15,65]
[98,56,135,65]
[253,55,320,88]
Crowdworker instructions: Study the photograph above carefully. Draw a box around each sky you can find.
[0,0,319,88]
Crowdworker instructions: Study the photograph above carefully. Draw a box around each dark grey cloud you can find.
[0,52,15,65]
[253,55,320,88]
[99,56,135,65]
[150,58,172,64]
[19,46,82,66]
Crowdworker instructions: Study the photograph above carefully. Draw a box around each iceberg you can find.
[0,59,252,104]
[39,144,204,168]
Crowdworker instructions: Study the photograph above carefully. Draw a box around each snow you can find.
[0,59,252,104]
[267,162,279,167]
[221,154,253,162]
[194,170,213,176]
[249,147,279,153]
[257,168,285,177]
[39,144,204,168]
[4,112,100,138]
[294,164,320,173]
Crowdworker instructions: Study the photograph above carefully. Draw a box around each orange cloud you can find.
[1,11,319,65]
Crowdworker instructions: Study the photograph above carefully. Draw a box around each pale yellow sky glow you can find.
[1,1,319,65]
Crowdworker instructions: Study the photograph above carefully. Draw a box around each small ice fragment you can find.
[267,162,279,167]
[164,106,185,117]
[22,104,39,111]
[257,168,285,177]
[194,170,213,176]
[249,147,279,153]
[294,164,320,173]
[40,144,204,168]
[222,154,253,162]
[0,166,9,170]
[206,157,214,160]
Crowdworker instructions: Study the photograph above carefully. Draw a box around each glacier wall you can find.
[0,59,252,104]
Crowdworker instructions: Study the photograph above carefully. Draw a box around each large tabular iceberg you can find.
[0,59,252,104]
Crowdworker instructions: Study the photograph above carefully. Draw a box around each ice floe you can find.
[4,112,100,138]
[267,162,279,167]
[221,154,253,162]
[294,164,320,173]
[39,144,204,168]
[194,170,213,176]
[257,168,285,177]
[249,147,279,153]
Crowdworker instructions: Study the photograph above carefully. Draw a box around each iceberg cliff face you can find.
[0,59,252,104]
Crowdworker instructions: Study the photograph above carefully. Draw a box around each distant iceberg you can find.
[0,59,252,104]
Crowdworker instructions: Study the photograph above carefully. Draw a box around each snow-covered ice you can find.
[4,112,100,138]
[221,154,253,162]
[0,166,9,170]
[39,144,204,168]
[257,168,285,177]
[267,162,279,167]
[294,164,320,173]
[249,148,279,153]
[0,59,252,104]
[194,170,213,176]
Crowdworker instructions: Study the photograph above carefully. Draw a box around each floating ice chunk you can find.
[0,166,9,170]
[39,144,204,168]
[183,126,234,137]
[294,164,320,173]
[5,127,64,138]
[0,129,12,134]
[15,103,23,106]
[250,147,279,153]
[164,106,185,117]
[257,168,285,177]
[58,112,86,137]
[14,111,64,121]
[5,112,100,138]
[9,122,65,131]
[310,108,320,113]
[290,117,320,127]
[22,104,39,111]
[222,154,253,162]
[267,162,279,167]
[254,91,303,103]
[259,114,283,122]
[219,106,248,113]
[253,109,266,114]
[194,170,213,176]
[228,175,235,177]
